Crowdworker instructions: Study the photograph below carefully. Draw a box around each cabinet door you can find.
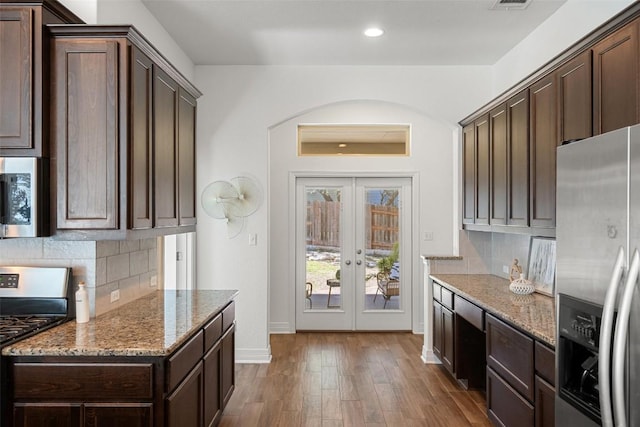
[442,306,455,375]
[204,340,222,427]
[490,103,508,225]
[475,115,490,225]
[462,123,475,225]
[153,67,179,228]
[487,367,534,427]
[166,361,204,427]
[507,90,529,227]
[129,47,154,230]
[530,76,558,229]
[53,39,119,230]
[432,300,443,361]
[13,403,82,427]
[593,19,640,134]
[558,50,592,142]
[84,404,153,427]
[0,7,33,153]
[221,324,235,409]
[178,88,197,226]
[534,375,555,427]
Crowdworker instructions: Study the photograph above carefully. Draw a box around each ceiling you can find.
[141,0,568,66]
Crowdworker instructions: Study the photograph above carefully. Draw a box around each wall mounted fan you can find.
[201,176,262,238]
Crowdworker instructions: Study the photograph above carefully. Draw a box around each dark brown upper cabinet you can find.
[0,1,82,157]
[460,3,640,236]
[49,26,201,239]
[557,50,592,143]
[507,91,529,227]
[529,75,558,230]
[462,115,489,228]
[593,18,640,135]
[489,91,530,229]
[490,103,507,226]
[153,67,180,229]
[462,124,475,225]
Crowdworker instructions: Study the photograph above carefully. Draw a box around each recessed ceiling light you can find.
[364,27,384,38]
[338,143,347,148]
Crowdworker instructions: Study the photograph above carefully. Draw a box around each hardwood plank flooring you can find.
[220,332,492,427]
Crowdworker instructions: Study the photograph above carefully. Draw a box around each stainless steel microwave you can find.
[0,158,48,238]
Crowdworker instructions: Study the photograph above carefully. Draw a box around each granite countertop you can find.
[430,274,555,347]
[2,289,239,357]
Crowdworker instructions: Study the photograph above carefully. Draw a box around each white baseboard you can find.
[269,322,294,334]
[236,346,272,364]
[421,346,441,364]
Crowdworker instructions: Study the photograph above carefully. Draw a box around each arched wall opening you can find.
[268,99,459,334]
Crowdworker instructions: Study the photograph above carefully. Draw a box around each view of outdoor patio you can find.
[304,187,401,310]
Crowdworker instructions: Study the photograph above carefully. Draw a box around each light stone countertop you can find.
[421,255,463,261]
[430,274,556,347]
[2,289,239,357]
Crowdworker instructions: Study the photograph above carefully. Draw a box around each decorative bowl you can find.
[509,274,534,295]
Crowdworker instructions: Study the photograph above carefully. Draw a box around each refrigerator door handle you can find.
[600,246,626,427]
[612,249,640,427]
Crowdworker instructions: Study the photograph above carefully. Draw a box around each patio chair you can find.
[306,282,313,308]
[374,271,399,309]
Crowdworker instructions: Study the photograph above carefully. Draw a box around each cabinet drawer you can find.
[487,367,534,427]
[204,313,222,352]
[433,282,442,302]
[441,287,454,310]
[454,295,484,330]
[12,363,153,400]
[535,341,555,386]
[486,314,534,402]
[222,301,235,332]
[167,330,204,392]
[535,375,555,427]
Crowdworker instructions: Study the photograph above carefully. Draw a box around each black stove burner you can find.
[0,315,66,346]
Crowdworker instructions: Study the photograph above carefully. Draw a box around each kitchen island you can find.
[430,274,555,427]
[1,289,238,427]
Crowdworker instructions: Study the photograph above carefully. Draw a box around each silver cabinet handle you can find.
[356,260,362,265]
[600,246,626,427]
[356,249,362,255]
[345,260,351,266]
[612,248,639,427]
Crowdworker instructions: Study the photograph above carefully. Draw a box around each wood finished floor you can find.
[219,332,492,427]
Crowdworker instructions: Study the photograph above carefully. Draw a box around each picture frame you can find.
[527,237,556,296]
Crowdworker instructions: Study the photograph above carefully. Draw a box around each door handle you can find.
[356,249,362,255]
[612,248,639,427]
[356,260,362,265]
[345,260,351,266]
[600,246,626,427]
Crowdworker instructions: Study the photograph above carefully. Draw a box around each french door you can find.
[295,177,412,330]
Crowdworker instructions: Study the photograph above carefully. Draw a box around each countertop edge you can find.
[2,289,239,357]
[431,274,555,347]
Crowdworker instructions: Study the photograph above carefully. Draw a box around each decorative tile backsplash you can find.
[0,237,159,317]
[430,230,532,279]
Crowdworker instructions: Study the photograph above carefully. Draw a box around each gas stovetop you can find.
[0,315,68,346]
[0,266,73,347]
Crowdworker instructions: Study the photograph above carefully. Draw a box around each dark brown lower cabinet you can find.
[487,367,535,427]
[9,301,236,427]
[166,362,204,427]
[13,403,153,427]
[13,404,82,427]
[535,375,555,427]
[432,299,455,375]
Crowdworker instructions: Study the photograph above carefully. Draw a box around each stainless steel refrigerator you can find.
[556,124,640,427]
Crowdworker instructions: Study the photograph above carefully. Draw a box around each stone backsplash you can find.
[0,238,159,317]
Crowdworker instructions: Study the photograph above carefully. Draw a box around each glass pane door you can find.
[295,176,411,331]
[355,178,411,330]
[296,177,354,330]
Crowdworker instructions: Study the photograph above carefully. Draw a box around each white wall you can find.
[492,0,635,96]
[194,65,493,361]
[58,0,195,81]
